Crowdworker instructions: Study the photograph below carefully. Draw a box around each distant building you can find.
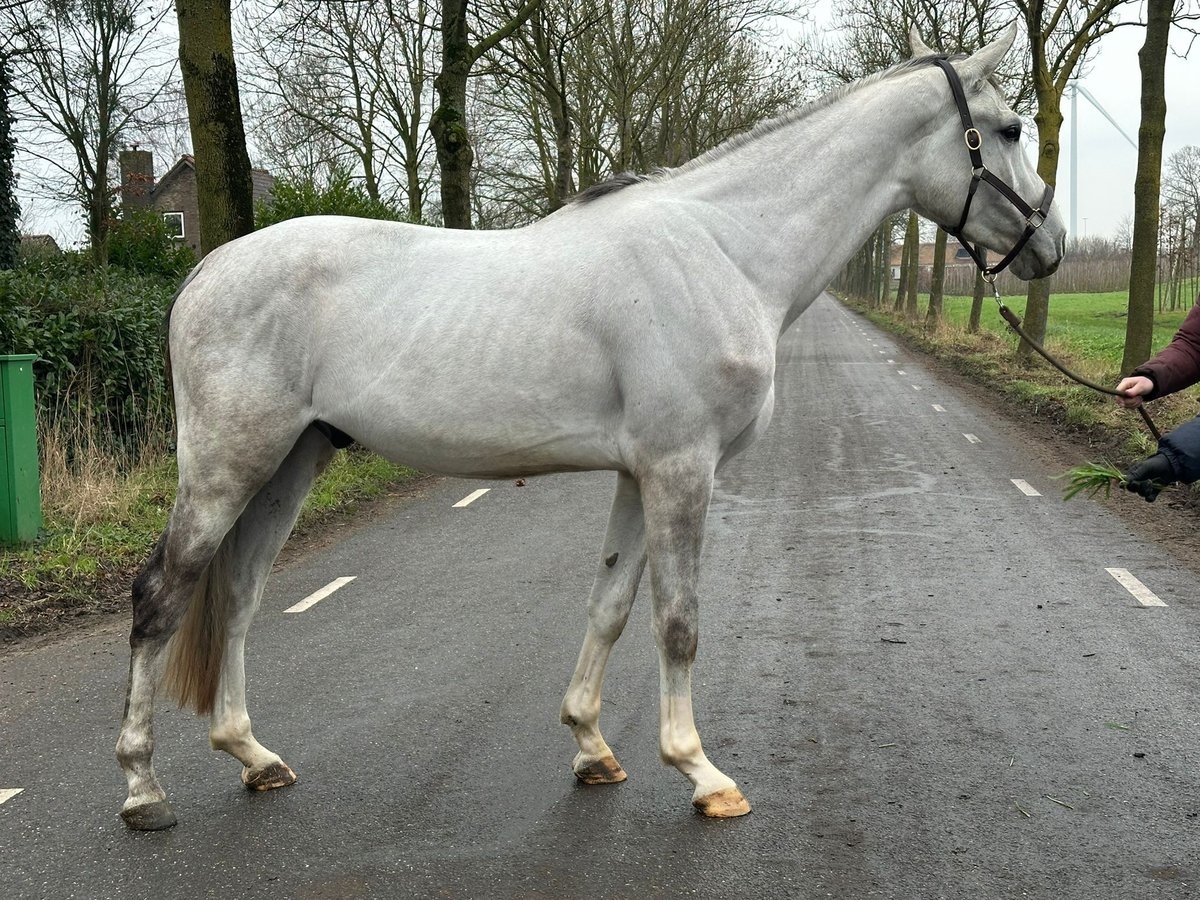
[889,241,975,280]
[18,234,61,259]
[117,148,275,256]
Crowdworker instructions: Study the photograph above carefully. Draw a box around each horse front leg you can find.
[641,460,751,818]
[561,472,647,784]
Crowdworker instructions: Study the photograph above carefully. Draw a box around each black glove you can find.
[1123,453,1176,502]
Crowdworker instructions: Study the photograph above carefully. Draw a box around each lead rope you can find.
[982,275,1162,441]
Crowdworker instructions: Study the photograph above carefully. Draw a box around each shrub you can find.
[106,208,196,281]
[0,254,176,459]
[256,170,409,228]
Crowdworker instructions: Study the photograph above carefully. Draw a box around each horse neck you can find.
[672,74,936,331]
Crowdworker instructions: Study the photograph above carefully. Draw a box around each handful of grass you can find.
[1058,462,1127,500]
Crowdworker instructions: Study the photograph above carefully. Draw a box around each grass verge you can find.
[0,441,419,641]
[839,290,1200,469]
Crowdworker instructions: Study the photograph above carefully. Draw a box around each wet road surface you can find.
[2,294,1198,898]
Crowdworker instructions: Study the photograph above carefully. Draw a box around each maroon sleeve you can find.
[1132,303,1200,399]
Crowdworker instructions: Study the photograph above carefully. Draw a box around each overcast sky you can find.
[14,2,1200,246]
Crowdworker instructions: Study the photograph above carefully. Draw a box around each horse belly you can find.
[321,376,625,479]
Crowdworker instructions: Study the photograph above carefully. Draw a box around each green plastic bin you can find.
[0,355,41,545]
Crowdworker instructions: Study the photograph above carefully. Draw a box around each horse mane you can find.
[570,52,967,206]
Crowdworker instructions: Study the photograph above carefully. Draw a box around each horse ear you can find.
[908,26,936,58]
[960,22,1018,88]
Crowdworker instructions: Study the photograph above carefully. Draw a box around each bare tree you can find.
[431,0,543,229]
[1161,145,1200,309]
[242,0,437,222]
[475,0,804,221]
[1011,0,1130,363]
[2,0,172,262]
[1121,0,1174,375]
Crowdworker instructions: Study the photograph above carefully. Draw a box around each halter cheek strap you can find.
[932,57,1055,279]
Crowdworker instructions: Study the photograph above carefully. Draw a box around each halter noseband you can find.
[932,57,1054,279]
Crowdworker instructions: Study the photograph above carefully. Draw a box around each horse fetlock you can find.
[658,734,704,769]
[208,716,253,752]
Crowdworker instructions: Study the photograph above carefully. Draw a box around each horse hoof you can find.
[242,761,297,792]
[120,799,178,831]
[573,754,628,785]
[693,786,752,818]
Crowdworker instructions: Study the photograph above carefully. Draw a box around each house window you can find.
[162,211,185,239]
[954,246,973,260]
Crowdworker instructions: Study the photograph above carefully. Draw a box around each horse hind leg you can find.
[116,420,309,830]
[206,426,336,790]
[116,481,258,830]
[560,472,647,784]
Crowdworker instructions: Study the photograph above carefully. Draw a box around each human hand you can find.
[1115,375,1154,409]
[1123,452,1175,502]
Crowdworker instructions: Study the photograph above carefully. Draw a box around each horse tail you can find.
[162,520,237,716]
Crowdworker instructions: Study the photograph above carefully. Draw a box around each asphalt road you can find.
[2,294,1199,899]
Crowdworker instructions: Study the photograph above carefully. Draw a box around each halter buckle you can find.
[1028,210,1045,228]
[964,128,982,151]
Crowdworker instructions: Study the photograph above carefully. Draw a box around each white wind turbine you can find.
[1068,80,1138,238]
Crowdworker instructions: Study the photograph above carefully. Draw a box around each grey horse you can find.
[116,23,1065,830]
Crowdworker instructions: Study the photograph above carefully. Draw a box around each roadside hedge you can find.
[0,254,178,455]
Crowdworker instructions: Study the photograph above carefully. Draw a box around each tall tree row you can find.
[474,0,805,224]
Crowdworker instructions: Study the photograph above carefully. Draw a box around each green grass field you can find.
[938,290,1190,365]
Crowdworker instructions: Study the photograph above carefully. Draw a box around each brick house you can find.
[889,240,976,280]
[118,148,275,256]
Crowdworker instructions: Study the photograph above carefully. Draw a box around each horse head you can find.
[906,23,1066,281]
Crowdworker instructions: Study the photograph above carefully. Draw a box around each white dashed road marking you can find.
[932,404,945,412]
[963,433,982,444]
[453,488,491,507]
[912,385,921,391]
[0,789,24,805]
[285,577,358,614]
[1106,568,1167,607]
[1011,479,1041,496]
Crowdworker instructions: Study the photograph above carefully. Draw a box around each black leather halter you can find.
[932,57,1055,279]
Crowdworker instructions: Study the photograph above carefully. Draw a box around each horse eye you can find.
[1002,124,1022,143]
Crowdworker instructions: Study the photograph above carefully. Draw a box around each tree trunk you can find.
[431,0,474,229]
[904,211,920,319]
[175,0,255,257]
[896,213,914,312]
[1017,78,1063,363]
[968,268,985,333]
[926,226,948,328]
[1123,4,1173,374]
[0,55,16,271]
[880,221,894,310]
